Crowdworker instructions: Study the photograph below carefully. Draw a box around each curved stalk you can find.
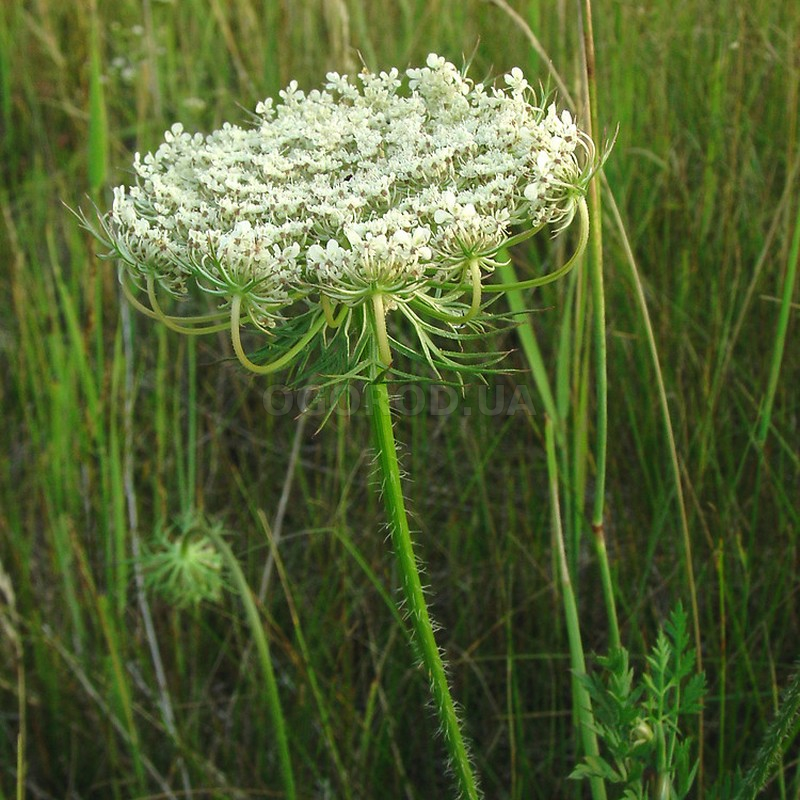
[484,197,589,292]
[204,526,296,800]
[143,276,230,334]
[123,273,228,328]
[368,365,481,800]
[321,295,344,328]
[411,258,483,324]
[230,294,328,375]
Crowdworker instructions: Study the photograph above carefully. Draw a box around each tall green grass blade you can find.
[87,13,108,195]
[496,259,559,426]
[205,525,297,800]
[0,3,12,163]
[545,416,606,800]
[755,194,800,451]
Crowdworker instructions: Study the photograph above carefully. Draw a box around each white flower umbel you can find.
[87,53,598,376]
[84,55,606,800]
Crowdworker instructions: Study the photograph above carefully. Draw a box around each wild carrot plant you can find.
[82,54,601,798]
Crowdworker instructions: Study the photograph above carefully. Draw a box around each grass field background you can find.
[1,0,798,797]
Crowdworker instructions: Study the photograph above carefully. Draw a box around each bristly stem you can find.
[204,526,296,800]
[738,660,800,800]
[367,362,481,800]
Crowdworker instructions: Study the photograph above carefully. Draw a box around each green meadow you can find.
[1,0,798,797]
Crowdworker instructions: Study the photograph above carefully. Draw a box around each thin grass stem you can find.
[204,525,296,800]
[545,416,607,800]
[495,258,559,427]
[755,192,800,450]
[580,0,621,653]
[257,509,352,800]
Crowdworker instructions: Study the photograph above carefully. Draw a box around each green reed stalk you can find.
[748,188,800,588]
[545,416,607,800]
[755,194,800,450]
[367,320,480,800]
[497,260,559,427]
[581,0,620,652]
[204,526,296,800]
[87,6,107,196]
[493,0,622,654]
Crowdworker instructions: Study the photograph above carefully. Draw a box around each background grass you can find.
[1,0,798,797]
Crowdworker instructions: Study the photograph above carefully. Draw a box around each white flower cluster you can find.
[105,54,594,328]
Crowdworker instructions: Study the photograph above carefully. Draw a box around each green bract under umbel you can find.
[89,54,596,375]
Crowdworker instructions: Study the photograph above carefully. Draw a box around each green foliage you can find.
[1,0,798,797]
[571,605,706,800]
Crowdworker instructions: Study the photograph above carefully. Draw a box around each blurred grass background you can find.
[1,0,798,797]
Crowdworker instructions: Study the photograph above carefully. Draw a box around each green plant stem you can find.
[205,526,296,800]
[581,0,620,653]
[230,296,329,374]
[367,373,480,800]
[603,186,703,681]
[371,293,393,365]
[755,193,800,450]
[496,259,559,427]
[545,417,607,800]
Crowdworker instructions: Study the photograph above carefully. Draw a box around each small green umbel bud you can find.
[141,512,226,608]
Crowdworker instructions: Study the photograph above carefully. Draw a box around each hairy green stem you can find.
[738,661,800,800]
[368,372,480,800]
[205,527,296,800]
